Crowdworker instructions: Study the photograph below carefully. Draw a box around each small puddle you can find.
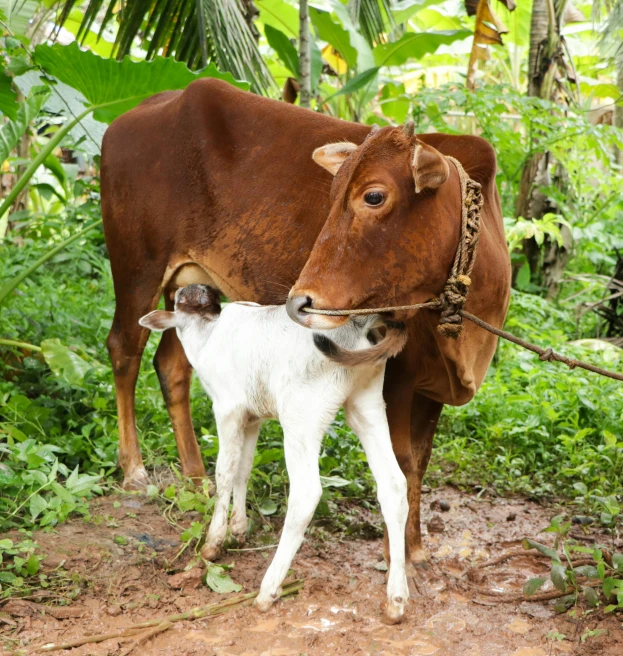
[289,617,337,632]
[330,605,357,615]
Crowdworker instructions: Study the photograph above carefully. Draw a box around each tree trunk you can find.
[515,0,570,287]
[298,0,312,109]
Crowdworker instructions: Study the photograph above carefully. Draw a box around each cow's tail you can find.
[313,322,407,367]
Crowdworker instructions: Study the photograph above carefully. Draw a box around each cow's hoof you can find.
[254,589,280,612]
[381,597,405,625]
[409,546,429,566]
[122,467,150,491]
[200,543,221,562]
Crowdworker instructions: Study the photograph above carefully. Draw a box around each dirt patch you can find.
[1,487,621,655]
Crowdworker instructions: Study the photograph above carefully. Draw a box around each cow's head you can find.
[287,124,462,329]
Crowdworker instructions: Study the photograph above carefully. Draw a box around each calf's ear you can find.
[139,310,177,332]
[312,142,358,176]
[412,141,449,193]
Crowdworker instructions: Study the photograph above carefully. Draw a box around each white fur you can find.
[140,302,409,620]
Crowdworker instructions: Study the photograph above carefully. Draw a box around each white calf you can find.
[140,284,409,622]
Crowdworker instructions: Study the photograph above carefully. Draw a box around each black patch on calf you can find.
[313,333,340,359]
[384,319,406,330]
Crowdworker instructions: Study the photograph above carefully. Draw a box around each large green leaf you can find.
[40,338,92,386]
[373,29,471,66]
[0,68,18,120]
[0,0,41,36]
[310,7,358,69]
[331,2,376,70]
[265,25,299,77]
[329,67,379,99]
[0,86,50,164]
[392,0,446,24]
[32,42,249,124]
[256,0,300,37]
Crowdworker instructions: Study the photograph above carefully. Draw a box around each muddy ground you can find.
[1,486,621,656]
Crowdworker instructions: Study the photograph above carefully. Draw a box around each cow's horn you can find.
[402,120,415,137]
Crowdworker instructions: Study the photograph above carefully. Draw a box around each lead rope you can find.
[303,157,623,382]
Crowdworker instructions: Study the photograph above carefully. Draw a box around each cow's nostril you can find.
[286,295,312,324]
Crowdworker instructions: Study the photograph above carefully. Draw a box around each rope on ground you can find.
[30,579,305,654]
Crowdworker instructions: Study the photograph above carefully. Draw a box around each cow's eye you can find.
[364,191,385,206]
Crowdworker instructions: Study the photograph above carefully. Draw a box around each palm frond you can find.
[52,0,275,94]
[348,0,395,46]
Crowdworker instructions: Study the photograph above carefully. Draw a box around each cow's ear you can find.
[312,142,358,176]
[412,141,449,193]
[139,310,177,332]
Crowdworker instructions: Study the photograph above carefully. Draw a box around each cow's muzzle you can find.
[286,293,349,329]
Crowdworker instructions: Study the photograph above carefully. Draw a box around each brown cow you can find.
[101,78,511,565]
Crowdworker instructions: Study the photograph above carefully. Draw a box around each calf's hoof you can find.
[381,597,406,625]
[122,466,150,491]
[254,589,281,612]
[200,543,222,562]
[229,515,248,544]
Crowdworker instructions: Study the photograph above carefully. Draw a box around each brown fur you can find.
[101,79,511,561]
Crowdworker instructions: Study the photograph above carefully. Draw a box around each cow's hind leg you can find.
[107,285,160,490]
[153,294,206,481]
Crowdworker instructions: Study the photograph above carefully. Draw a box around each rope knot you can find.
[435,160,483,341]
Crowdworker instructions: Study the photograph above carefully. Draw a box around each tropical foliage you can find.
[0,0,621,583]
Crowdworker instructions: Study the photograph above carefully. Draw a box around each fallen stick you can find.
[31,579,304,653]
[470,579,601,603]
[119,621,172,656]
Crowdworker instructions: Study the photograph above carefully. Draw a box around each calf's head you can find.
[287,124,461,329]
[139,284,221,336]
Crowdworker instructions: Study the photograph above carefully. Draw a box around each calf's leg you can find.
[229,422,261,542]
[255,417,325,611]
[345,380,409,624]
[153,294,205,480]
[201,411,246,561]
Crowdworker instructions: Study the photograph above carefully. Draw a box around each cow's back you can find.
[101,79,509,406]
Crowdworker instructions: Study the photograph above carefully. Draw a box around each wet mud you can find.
[1,486,621,655]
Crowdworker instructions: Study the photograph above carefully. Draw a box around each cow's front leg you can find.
[408,392,443,564]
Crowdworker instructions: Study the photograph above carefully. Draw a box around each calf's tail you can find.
[313,322,408,367]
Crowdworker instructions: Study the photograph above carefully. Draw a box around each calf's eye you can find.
[364,191,385,206]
